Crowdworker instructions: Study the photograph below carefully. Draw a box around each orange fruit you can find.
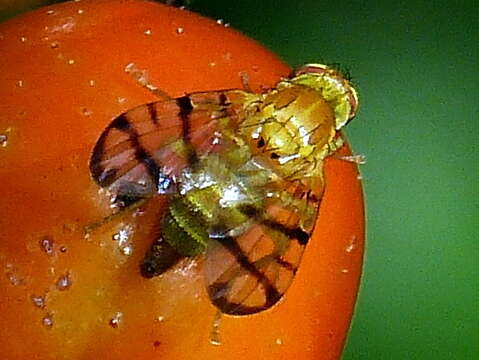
[0,1,365,359]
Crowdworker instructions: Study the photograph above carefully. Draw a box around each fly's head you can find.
[291,63,359,130]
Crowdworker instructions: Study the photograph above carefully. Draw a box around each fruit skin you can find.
[0,1,365,359]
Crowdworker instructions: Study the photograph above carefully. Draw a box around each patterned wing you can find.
[89,91,250,200]
[205,178,324,315]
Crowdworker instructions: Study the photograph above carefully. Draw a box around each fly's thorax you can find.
[178,154,262,234]
[240,83,336,180]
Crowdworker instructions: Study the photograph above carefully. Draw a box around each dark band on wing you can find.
[238,204,310,246]
[176,96,199,166]
[114,114,162,186]
[262,219,310,246]
[305,189,321,204]
[218,92,228,106]
[90,113,162,188]
[176,96,193,138]
[90,136,117,186]
[208,236,282,315]
[89,129,117,186]
[147,102,158,124]
[274,255,297,273]
[209,281,276,316]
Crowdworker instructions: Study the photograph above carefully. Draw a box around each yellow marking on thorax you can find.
[239,83,336,180]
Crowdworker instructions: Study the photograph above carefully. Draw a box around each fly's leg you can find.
[84,197,149,236]
[239,71,252,92]
[209,310,223,346]
[337,153,366,165]
[330,136,366,164]
[330,135,344,152]
[124,62,172,100]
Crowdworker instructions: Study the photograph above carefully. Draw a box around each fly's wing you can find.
[89,91,251,201]
[205,178,323,315]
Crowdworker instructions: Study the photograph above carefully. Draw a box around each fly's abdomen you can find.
[141,195,210,277]
[162,196,210,256]
[141,163,256,277]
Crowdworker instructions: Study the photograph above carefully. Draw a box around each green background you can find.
[2,1,478,358]
[189,1,479,358]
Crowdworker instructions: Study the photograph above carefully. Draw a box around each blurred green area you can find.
[192,1,479,359]
[2,1,478,359]
[0,0,49,21]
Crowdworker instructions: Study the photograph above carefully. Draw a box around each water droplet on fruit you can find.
[16,80,24,88]
[341,268,349,274]
[215,19,230,27]
[46,10,55,15]
[40,237,54,256]
[88,79,96,87]
[113,225,134,256]
[81,107,92,116]
[112,226,131,242]
[20,36,27,43]
[42,314,54,328]
[0,134,8,147]
[345,236,357,253]
[275,338,283,345]
[31,294,46,308]
[68,59,75,65]
[5,264,24,286]
[109,312,123,328]
[77,9,84,14]
[6,272,22,286]
[144,29,152,35]
[176,27,184,34]
[133,207,145,217]
[56,272,72,291]
[50,41,60,49]
[122,244,133,256]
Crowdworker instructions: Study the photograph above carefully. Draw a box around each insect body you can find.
[89,64,358,315]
